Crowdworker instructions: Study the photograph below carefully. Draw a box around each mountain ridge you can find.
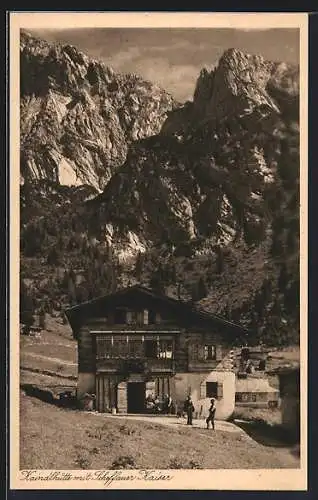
[20,32,300,346]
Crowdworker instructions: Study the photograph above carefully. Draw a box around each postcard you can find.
[9,11,308,491]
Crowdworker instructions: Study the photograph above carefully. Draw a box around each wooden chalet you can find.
[65,285,248,418]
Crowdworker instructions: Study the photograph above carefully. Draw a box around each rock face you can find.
[20,34,300,344]
[90,47,299,257]
[20,30,177,190]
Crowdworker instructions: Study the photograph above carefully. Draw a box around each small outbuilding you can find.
[235,376,280,409]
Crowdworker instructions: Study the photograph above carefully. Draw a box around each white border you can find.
[9,11,308,491]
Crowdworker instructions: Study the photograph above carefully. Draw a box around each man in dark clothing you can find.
[206,398,216,430]
[183,395,195,425]
[163,394,173,414]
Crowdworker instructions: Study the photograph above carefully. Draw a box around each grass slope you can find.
[20,394,299,470]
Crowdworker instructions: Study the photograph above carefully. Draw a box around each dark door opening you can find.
[127,382,146,413]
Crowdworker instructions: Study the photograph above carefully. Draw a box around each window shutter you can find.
[216,345,223,361]
[189,343,198,360]
[137,311,143,326]
[210,345,216,360]
[200,381,206,399]
[143,309,149,325]
[126,311,133,325]
[217,382,223,399]
[198,345,205,360]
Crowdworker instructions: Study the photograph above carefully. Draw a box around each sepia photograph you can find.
[9,11,308,490]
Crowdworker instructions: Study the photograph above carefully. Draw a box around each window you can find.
[114,309,127,325]
[144,340,158,359]
[112,336,128,357]
[235,393,242,402]
[96,336,112,359]
[206,382,218,398]
[158,340,173,359]
[206,381,223,399]
[148,310,162,324]
[126,311,133,325]
[128,337,143,358]
[204,345,216,360]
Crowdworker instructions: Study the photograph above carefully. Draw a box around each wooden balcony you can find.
[96,356,175,374]
[146,358,175,373]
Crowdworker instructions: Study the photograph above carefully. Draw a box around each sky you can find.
[28,28,299,102]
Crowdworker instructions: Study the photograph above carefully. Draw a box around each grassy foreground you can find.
[19,316,300,470]
[20,393,299,470]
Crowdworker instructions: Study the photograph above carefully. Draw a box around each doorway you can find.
[127,382,146,413]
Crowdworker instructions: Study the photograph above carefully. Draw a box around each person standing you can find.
[184,395,195,425]
[163,394,172,414]
[206,398,216,430]
[154,395,161,413]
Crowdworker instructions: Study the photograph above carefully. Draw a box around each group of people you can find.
[183,395,216,430]
[145,393,173,414]
[145,392,216,429]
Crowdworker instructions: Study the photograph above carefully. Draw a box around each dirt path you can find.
[88,412,246,434]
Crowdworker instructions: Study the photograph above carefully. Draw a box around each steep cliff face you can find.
[20,31,177,190]
[20,35,300,344]
[91,48,299,255]
[85,47,299,343]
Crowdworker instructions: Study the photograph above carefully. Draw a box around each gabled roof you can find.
[64,284,249,338]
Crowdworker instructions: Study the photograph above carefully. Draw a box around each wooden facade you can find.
[65,285,248,414]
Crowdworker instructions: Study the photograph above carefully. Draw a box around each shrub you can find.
[74,455,90,469]
[110,455,136,469]
[169,456,202,469]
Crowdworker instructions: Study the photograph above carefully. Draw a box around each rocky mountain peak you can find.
[87,44,299,267]
[20,31,178,189]
[20,34,300,344]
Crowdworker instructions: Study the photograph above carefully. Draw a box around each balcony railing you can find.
[96,356,175,374]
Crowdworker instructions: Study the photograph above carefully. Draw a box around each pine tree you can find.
[47,245,60,265]
[68,276,77,306]
[168,263,177,283]
[134,251,144,281]
[149,270,165,295]
[215,246,224,274]
[108,258,118,293]
[260,279,272,304]
[278,263,289,292]
[20,280,35,330]
[190,282,199,302]
[61,270,69,291]
[38,305,47,329]
[197,276,208,300]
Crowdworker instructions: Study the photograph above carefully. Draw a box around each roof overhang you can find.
[64,285,249,339]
